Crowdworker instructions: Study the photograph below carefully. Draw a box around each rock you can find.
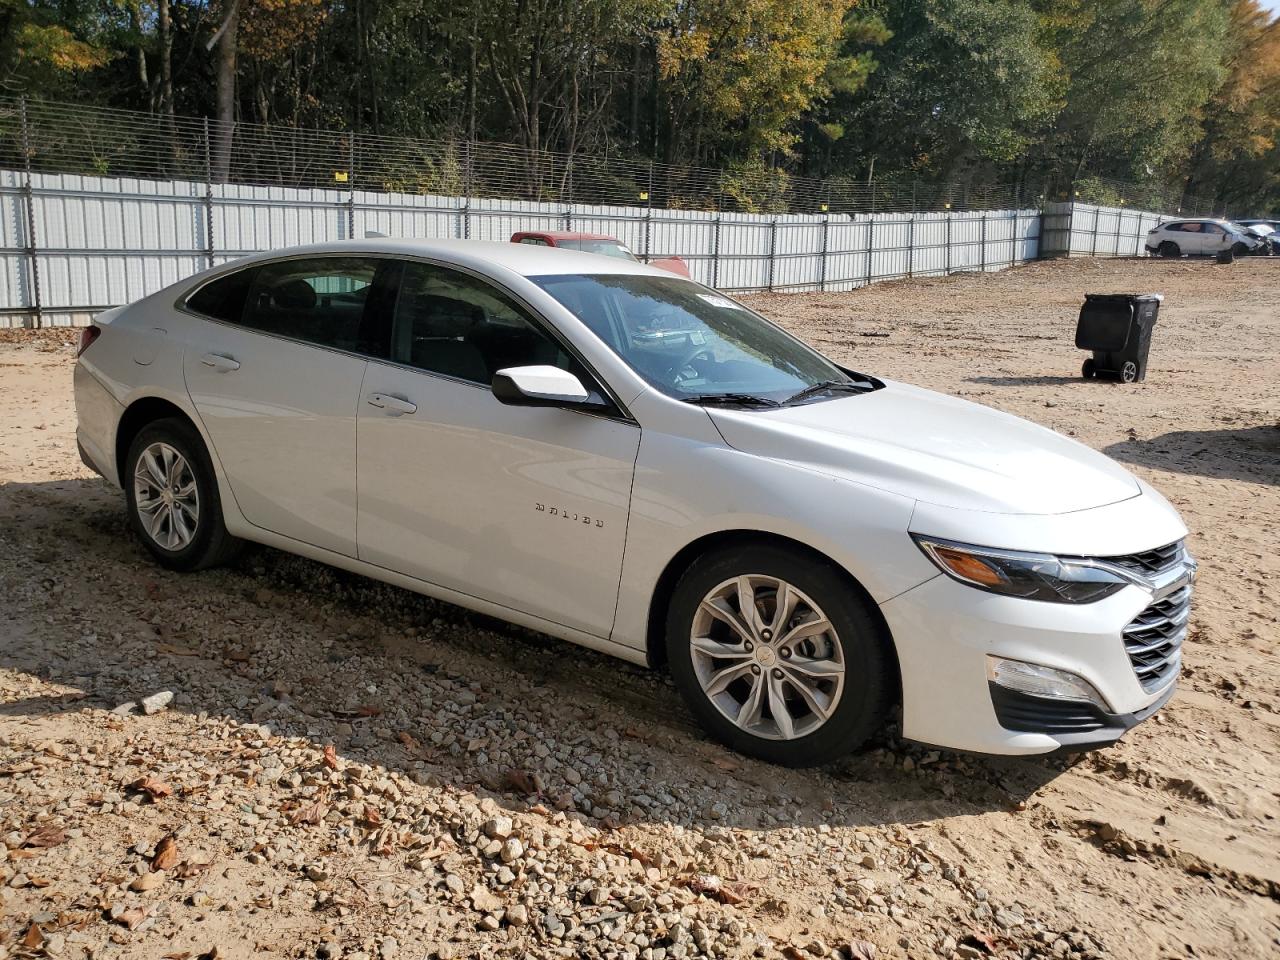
[140,690,175,715]
[444,874,465,896]
[130,872,164,892]
[478,913,500,932]
[500,837,523,863]
[379,937,399,959]
[483,816,514,840]
[507,903,529,927]
[111,701,137,716]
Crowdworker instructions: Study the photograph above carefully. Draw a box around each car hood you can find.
[707,380,1141,514]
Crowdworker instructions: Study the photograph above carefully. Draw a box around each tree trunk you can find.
[157,0,174,118]
[210,0,240,183]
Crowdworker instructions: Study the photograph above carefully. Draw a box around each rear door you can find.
[1200,223,1230,254]
[182,256,394,556]
[355,259,640,637]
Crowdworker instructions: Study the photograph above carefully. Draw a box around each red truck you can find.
[510,230,690,277]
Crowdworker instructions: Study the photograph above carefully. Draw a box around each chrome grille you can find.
[1106,541,1183,577]
[1123,583,1190,692]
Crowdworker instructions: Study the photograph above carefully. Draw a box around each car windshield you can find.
[555,239,637,261]
[531,273,871,404]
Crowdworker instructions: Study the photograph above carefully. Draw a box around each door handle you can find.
[200,352,240,372]
[366,392,417,415]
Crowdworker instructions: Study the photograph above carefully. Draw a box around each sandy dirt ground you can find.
[0,257,1276,960]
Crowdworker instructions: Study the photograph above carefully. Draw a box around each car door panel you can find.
[357,367,639,637]
[183,325,367,556]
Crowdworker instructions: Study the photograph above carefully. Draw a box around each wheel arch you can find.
[114,396,204,488]
[643,529,902,699]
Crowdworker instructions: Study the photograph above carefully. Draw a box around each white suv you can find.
[1146,218,1259,258]
[74,239,1195,766]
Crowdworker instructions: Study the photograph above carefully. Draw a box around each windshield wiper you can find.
[680,393,781,408]
[783,379,869,405]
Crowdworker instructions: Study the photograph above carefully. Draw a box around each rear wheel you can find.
[665,544,894,767]
[1081,358,1096,379]
[1157,241,1180,258]
[1120,361,1139,383]
[125,418,241,571]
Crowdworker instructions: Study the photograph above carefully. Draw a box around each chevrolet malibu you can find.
[74,240,1195,766]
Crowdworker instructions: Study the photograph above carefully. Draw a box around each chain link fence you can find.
[0,97,1049,216]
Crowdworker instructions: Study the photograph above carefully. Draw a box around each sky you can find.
[1262,0,1280,16]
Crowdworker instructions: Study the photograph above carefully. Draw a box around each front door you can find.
[356,260,640,637]
[182,255,393,557]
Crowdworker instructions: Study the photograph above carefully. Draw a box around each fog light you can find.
[986,657,1109,710]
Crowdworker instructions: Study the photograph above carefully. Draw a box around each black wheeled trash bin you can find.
[1076,293,1162,383]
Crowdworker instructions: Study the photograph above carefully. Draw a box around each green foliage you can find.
[0,0,1275,212]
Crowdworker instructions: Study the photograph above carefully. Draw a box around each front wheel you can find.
[1120,360,1139,383]
[665,544,894,767]
[1081,358,1096,379]
[1232,242,1250,257]
[125,417,241,571]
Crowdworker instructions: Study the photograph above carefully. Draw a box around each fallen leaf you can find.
[23,922,45,949]
[362,805,382,827]
[322,744,339,770]
[397,731,421,752]
[129,776,174,800]
[292,798,329,826]
[0,761,37,776]
[171,859,213,880]
[197,948,221,960]
[356,705,381,717]
[115,906,149,930]
[151,835,179,871]
[504,768,538,795]
[782,948,806,960]
[163,953,193,960]
[131,871,165,891]
[156,643,201,657]
[24,825,68,848]
[710,756,741,773]
[960,933,1001,955]
[28,874,52,888]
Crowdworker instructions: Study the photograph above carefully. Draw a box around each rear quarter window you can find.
[185,268,254,321]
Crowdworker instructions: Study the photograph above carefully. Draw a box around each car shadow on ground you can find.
[1104,424,1279,486]
[1,477,1066,838]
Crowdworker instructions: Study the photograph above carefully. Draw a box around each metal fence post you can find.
[1011,209,1019,267]
[945,213,952,274]
[18,97,42,328]
[202,118,216,269]
[642,163,653,263]
[819,213,830,291]
[711,212,722,289]
[865,218,875,286]
[346,136,356,239]
[1114,208,1122,257]
[1091,206,1100,257]
[980,212,987,271]
[563,205,572,231]
[906,213,915,278]
[462,140,472,240]
[767,218,777,292]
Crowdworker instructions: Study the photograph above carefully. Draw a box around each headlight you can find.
[912,536,1128,604]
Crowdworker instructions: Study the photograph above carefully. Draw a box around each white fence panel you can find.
[0,167,1052,326]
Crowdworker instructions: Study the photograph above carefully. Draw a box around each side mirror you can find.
[491,365,601,408]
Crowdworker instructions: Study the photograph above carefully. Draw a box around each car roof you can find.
[515,230,621,242]
[216,237,670,280]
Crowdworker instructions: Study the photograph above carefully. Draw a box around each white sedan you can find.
[74,240,1195,765]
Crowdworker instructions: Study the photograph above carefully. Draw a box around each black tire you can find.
[1157,241,1180,258]
[665,543,895,767]
[1081,358,1096,379]
[1232,242,1250,257]
[1120,361,1139,383]
[124,417,242,571]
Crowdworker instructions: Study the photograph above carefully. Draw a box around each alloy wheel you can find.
[689,574,845,741]
[133,441,200,551]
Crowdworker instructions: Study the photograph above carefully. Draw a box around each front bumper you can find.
[881,562,1190,755]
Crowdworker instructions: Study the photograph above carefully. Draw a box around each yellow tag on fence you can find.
[334,171,349,183]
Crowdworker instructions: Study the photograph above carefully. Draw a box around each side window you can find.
[185,268,253,322]
[1203,224,1224,236]
[1182,222,1201,233]
[392,261,577,386]
[243,257,382,354]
